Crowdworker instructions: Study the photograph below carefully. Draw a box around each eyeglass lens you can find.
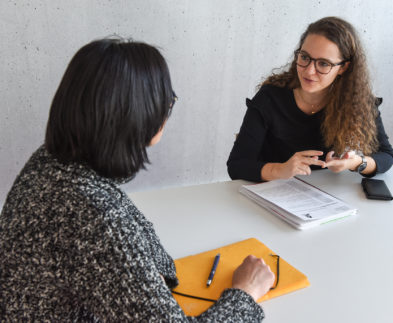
[296,52,332,74]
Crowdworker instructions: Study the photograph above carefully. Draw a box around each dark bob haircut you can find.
[45,37,174,179]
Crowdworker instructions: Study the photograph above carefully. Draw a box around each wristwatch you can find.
[356,154,367,173]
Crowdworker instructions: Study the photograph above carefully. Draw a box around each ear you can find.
[148,122,166,146]
[338,61,350,75]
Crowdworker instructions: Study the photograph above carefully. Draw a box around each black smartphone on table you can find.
[361,178,393,200]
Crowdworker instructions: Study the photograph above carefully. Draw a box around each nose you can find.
[304,60,317,75]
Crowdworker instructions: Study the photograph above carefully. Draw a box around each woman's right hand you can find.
[232,255,275,302]
[261,150,326,181]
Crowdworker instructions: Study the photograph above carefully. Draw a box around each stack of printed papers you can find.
[240,177,357,230]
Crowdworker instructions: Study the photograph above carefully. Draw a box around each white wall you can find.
[1,0,393,205]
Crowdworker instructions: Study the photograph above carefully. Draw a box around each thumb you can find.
[345,151,356,159]
[326,151,335,161]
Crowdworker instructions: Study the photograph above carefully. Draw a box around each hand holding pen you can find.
[205,253,275,302]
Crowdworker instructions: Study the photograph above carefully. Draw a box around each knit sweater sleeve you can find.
[0,147,264,321]
[66,199,264,322]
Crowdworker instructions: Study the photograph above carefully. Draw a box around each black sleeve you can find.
[368,109,393,175]
[227,99,269,182]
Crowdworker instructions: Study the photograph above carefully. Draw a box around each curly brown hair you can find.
[261,17,379,155]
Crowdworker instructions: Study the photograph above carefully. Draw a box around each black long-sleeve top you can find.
[227,85,393,182]
[0,146,265,322]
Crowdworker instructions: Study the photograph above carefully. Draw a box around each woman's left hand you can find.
[325,150,361,173]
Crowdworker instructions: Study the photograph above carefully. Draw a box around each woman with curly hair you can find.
[227,16,393,182]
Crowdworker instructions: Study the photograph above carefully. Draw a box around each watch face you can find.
[358,163,367,172]
[358,156,367,173]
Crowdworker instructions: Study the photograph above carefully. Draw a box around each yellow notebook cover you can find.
[172,238,310,316]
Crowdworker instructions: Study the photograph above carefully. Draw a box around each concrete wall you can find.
[1,0,393,206]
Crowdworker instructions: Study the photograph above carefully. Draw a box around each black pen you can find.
[206,253,220,287]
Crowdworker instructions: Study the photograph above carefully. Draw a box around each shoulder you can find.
[247,84,292,113]
[251,84,291,104]
[75,173,145,237]
[6,145,143,240]
[259,84,290,95]
[371,97,383,120]
[255,83,288,98]
[374,97,383,112]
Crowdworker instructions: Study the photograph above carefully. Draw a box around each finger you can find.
[341,152,349,159]
[345,151,356,159]
[325,151,335,161]
[298,150,324,157]
[265,264,274,274]
[340,151,353,159]
[300,157,326,167]
[253,258,266,267]
[310,156,327,168]
[325,159,338,167]
[245,254,257,262]
[325,159,344,168]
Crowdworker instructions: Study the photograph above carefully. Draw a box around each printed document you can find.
[240,177,357,229]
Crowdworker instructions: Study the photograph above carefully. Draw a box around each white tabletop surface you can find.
[129,170,393,323]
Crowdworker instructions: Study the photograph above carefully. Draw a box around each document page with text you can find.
[240,178,357,228]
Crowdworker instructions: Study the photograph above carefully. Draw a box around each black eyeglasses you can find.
[168,91,178,116]
[171,91,178,108]
[295,50,349,74]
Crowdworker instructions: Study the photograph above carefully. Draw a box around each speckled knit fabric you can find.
[0,146,265,322]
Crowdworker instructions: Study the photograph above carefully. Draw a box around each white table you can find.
[129,170,393,323]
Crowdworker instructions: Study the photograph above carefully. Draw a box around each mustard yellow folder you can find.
[172,238,310,316]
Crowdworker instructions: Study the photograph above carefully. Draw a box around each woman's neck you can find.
[294,88,328,115]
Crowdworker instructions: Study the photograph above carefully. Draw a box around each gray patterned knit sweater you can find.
[0,146,265,322]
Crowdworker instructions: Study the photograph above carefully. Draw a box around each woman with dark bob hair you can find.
[0,38,274,321]
[227,17,393,182]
